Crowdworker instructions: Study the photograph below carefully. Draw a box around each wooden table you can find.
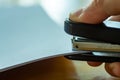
[0,56,119,80]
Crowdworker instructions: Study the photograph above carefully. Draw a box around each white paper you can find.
[0,6,75,72]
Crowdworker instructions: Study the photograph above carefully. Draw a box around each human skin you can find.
[70,0,120,77]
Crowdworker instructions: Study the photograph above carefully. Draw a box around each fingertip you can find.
[87,61,102,67]
[69,9,83,22]
[69,0,109,24]
[70,9,83,17]
[105,62,120,77]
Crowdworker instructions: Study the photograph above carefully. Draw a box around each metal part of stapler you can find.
[64,19,120,62]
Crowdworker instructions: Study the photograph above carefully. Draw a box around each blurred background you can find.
[0,0,91,25]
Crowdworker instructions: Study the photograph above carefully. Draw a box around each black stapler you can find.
[64,19,120,62]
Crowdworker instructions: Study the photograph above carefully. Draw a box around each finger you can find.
[69,9,83,21]
[87,61,102,67]
[105,62,120,77]
[103,0,120,15]
[70,0,109,24]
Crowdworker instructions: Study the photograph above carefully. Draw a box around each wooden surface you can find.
[0,56,120,80]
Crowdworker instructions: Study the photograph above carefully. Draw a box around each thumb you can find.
[70,1,110,24]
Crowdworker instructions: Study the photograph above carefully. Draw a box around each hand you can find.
[70,0,120,77]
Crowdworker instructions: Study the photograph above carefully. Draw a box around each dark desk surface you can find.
[0,56,119,80]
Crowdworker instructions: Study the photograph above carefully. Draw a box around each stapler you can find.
[64,19,120,62]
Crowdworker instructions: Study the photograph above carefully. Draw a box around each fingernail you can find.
[70,9,83,17]
[69,9,83,21]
